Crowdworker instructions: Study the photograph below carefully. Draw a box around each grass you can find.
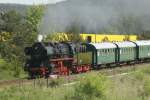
[105,65,150,100]
[0,85,74,100]
[1,64,150,100]
[0,58,27,81]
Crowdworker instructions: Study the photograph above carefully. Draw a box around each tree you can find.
[0,10,23,33]
[26,5,45,33]
[0,6,45,78]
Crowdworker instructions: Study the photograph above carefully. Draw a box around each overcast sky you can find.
[0,0,66,5]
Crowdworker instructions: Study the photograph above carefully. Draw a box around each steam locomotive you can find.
[24,42,91,78]
[24,40,150,78]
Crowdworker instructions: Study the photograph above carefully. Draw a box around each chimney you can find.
[38,34,43,42]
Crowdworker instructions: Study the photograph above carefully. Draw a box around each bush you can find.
[0,58,24,80]
[72,73,108,100]
[10,57,23,77]
[0,59,7,69]
[0,59,13,79]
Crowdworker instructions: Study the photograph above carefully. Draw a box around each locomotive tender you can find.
[24,40,150,78]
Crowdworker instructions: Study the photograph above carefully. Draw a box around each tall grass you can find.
[0,84,74,100]
[1,64,150,100]
[0,73,108,100]
[105,66,150,100]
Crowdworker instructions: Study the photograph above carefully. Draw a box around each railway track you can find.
[0,79,32,86]
[0,62,149,87]
[0,75,78,87]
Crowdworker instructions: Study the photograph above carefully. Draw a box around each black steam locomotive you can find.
[24,42,91,78]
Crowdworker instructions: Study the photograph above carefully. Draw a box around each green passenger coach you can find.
[114,41,137,62]
[90,43,117,67]
[135,40,150,59]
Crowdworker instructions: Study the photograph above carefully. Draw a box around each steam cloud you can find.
[39,0,150,34]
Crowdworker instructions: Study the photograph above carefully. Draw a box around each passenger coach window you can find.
[78,46,86,52]
[102,50,104,55]
[112,49,115,53]
[106,49,108,55]
[101,49,104,56]
[99,50,102,55]
[107,49,109,55]
[139,47,141,51]
[105,49,107,54]
[109,49,111,54]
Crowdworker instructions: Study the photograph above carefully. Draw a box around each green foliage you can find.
[0,6,45,79]
[10,56,23,77]
[26,5,45,33]
[0,10,23,33]
[1,67,150,100]
[0,59,8,70]
[45,33,84,42]
[0,58,24,80]
[45,33,68,42]
[72,73,108,100]
[67,33,84,42]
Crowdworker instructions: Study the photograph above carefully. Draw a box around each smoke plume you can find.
[39,0,150,34]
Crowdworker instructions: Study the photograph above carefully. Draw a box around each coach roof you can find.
[114,41,136,47]
[90,42,116,49]
[134,40,150,46]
